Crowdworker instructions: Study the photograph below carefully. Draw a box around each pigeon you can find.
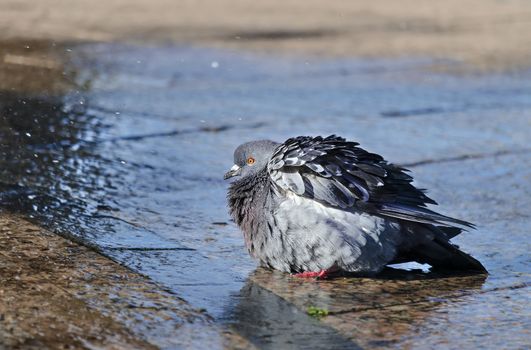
[224,135,486,278]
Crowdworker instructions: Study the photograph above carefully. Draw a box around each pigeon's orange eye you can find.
[247,157,256,165]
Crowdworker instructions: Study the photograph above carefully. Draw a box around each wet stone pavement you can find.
[0,214,253,349]
[0,43,530,349]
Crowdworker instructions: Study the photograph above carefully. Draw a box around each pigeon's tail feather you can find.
[410,237,487,273]
[437,226,462,239]
[394,223,487,273]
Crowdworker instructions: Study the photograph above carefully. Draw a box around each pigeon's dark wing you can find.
[268,135,474,228]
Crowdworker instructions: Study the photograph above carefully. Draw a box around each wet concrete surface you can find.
[0,42,530,348]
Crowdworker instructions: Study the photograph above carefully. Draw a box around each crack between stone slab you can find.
[29,121,267,151]
[105,247,197,251]
[100,122,266,142]
[380,106,452,118]
[81,213,172,238]
[88,213,145,227]
[326,281,531,316]
[402,147,531,168]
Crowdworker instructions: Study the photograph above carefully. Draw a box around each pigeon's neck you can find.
[227,166,272,248]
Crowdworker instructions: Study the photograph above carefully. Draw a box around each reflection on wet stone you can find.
[250,268,488,348]
[225,279,358,349]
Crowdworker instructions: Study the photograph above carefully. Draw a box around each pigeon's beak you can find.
[224,164,242,180]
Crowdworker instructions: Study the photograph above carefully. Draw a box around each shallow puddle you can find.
[1,42,530,348]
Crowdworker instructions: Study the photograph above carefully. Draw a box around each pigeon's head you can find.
[224,140,279,180]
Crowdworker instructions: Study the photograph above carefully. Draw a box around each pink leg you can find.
[293,269,337,279]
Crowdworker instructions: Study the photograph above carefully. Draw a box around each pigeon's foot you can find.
[293,268,338,280]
